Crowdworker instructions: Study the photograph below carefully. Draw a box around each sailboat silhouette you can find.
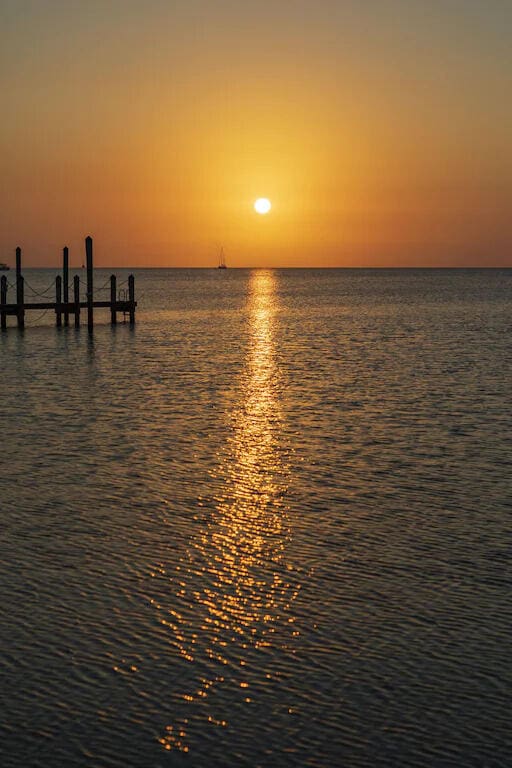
[218,247,227,269]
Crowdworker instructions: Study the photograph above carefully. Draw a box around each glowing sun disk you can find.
[254,198,271,215]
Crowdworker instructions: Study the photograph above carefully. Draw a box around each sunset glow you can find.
[0,1,510,267]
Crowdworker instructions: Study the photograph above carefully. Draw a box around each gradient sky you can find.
[1,0,510,267]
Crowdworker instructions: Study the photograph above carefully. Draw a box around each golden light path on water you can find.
[159,271,300,753]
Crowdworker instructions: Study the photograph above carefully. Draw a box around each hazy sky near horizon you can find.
[1,0,511,267]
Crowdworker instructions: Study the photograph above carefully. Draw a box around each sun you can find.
[254,198,271,215]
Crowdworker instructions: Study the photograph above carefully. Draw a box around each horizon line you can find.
[19,264,512,270]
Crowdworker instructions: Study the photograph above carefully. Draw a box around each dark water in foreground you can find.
[1,269,511,767]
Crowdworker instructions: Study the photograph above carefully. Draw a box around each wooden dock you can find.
[0,236,136,331]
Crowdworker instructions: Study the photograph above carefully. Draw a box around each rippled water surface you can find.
[1,268,511,767]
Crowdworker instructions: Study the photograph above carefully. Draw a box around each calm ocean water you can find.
[1,268,511,767]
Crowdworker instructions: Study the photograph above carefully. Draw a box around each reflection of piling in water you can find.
[0,237,137,332]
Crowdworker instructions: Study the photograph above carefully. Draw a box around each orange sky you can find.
[1,0,511,267]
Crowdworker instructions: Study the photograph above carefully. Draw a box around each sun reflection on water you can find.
[159,270,300,753]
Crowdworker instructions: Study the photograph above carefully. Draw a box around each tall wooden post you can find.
[110,274,117,325]
[16,246,24,329]
[85,236,93,331]
[15,246,21,289]
[63,246,69,326]
[128,274,135,324]
[74,275,80,328]
[56,275,62,327]
[0,275,7,330]
[17,276,25,329]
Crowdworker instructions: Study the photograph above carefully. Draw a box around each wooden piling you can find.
[56,276,62,327]
[128,274,135,324]
[110,275,117,325]
[63,246,69,326]
[16,247,21,286]
[85,236,93,331]
[74,275,80,328]
[17,276,25,329]
[1,275,7,330]
[16,247,25,329]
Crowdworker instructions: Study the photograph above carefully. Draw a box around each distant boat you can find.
[218,247,227,269]
[0,262,10,271]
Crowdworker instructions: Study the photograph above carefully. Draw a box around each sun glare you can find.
[254,198,271,215]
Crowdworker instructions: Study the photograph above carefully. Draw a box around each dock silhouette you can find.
[0,236,136,331]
